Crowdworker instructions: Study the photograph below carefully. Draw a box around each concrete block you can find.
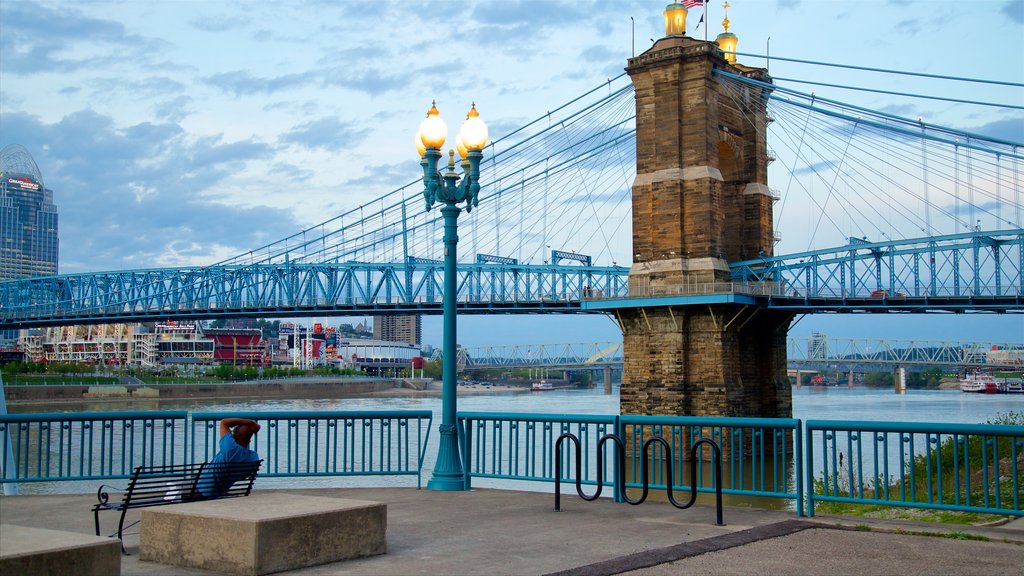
[0,524,121,576]
[139,493,386,575]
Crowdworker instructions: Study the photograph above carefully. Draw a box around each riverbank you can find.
[3,377,534,408]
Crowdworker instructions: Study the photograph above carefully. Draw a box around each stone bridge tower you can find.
[614,5,792,418]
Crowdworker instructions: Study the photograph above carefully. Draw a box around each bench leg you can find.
[94,508,101,537]
[117,508,130,555]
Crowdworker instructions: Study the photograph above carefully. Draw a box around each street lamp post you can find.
[417,101,488,490]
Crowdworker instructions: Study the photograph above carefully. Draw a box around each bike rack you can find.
[554,432,724,526]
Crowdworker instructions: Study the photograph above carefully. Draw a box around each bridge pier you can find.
[615,23,790,419]
[894,366,907,394]
[618,306,791,417]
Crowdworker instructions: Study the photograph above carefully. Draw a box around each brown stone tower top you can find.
[625,31,775,291]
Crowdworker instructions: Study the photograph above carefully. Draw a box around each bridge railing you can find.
[0,410,432,487]
[191,410,433,488]
[457,412,802,512]
[581,281,787,301]
[619,416,803,515]
[0,411,188,483]
[457,412,619,491]
[806,420,1024,517]
[4,410,1022,519]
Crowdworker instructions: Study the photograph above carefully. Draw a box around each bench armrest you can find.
[95,483,126,506]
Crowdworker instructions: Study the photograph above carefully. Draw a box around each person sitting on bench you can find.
[196,418,261,499]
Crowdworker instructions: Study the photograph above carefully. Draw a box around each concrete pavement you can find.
[1,487,1021,575]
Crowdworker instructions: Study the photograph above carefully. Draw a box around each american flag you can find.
[683,0,705,8]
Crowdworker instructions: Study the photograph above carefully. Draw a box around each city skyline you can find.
[1,0,1022,346]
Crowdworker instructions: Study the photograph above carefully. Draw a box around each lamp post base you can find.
[427,424,465,491]
[427,473,466,491]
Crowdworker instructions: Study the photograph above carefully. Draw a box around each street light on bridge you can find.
[416,101,488,490]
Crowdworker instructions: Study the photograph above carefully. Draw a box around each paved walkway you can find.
[2,487,1021,575]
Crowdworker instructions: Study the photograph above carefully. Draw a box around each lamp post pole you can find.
[417,103,487,491]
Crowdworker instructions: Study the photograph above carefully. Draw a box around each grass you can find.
[811,411,1023,525]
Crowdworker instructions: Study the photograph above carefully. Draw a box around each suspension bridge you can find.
[1,49,1020,329]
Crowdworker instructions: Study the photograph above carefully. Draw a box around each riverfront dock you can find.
[2,487,1021,575]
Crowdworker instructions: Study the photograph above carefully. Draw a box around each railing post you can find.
[0,371,20,495]
[613,415,624,503]
[461,416,473,491]
[805,425,814,517]
[795,420,803,517]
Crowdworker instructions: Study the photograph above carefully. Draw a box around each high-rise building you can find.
[0,145,58,280]
[373,315,421,347]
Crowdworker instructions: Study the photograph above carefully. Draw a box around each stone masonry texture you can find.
[621,35,791,419]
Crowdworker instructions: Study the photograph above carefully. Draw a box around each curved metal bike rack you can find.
[554,432,724,526]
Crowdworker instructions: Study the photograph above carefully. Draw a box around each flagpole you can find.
[704,2,709,41]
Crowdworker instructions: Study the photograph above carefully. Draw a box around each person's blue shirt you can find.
[196,433,260,498]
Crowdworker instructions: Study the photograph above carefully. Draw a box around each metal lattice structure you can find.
[0,262,628,328]
[440,338,1023,370]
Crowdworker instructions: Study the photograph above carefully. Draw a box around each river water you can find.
[6,385,1022,495]
[17,384,1019,424]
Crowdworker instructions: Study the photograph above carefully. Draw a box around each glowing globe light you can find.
[418,101,447,149]
[459,104,488,151]
[415,129,427,157]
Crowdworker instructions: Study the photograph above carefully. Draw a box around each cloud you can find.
[466,0,595,48]
[878,104,919,117]
[0,1,163,75]
[792,160,838,176]
[279,117,370,152]
[0,109,300,273]
[964,116,1024,144]
[1003,0,1024,24]
[894,19,921,35]
[189,15,252,33]
[777,0,801,10]
[203,70,319,96]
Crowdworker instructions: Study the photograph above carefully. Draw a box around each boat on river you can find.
[531,380,554,391]
[958,371,1000,394]
[999,380,1024,394]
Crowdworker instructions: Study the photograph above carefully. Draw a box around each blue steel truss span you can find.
[0,262,629,328]
[730,230,1023,312]
[2,231,1022,329]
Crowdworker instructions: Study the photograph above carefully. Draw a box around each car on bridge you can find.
[870,290,908,298]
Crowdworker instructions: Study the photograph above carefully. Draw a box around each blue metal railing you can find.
[0,410,432,487]
[457,412,618,491]
[0,411,187,482]
[3,409,1022,520]
[457,413,803,514]
[806,420,1024,517]
[191,411,433,488]
[619,415,803,516]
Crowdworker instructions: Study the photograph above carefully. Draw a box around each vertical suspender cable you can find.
[921,123,931,235]
[544,158,549,263]
[495,178,502,256]
[995,155,1001,229]
[966,140,975,230]
[1014,146,1021,228]
[519,170,525,261]
[954,142,960,233]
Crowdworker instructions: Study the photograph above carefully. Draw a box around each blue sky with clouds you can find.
[1,0,1022,346]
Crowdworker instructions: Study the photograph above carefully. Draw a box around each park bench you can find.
[92,460,261,551]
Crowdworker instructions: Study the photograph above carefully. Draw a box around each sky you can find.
[1,0,1022,347]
